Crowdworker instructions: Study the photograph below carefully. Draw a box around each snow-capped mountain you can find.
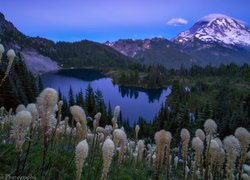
[173,14,250,47]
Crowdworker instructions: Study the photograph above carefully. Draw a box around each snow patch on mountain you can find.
[200,14,246,24]
[173,14,250,47]
[21,49,59,75]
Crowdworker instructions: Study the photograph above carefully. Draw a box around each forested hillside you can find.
[0,53,39,109]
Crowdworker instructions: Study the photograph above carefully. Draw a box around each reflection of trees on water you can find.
[118,86,164,103]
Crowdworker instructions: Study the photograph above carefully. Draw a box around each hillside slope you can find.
[0,12,129,74]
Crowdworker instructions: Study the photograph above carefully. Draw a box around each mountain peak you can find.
[200,14,244,24]
[173,14,250,47]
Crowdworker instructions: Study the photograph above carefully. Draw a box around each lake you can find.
[41,69,171,125]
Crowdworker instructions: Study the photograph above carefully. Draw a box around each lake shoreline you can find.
[103,69,169,90]
[41,68,171,125]
[42,67,169,90]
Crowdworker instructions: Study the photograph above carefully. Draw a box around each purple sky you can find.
[1,0,250,42]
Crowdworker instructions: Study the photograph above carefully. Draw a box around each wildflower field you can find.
[0,87,250,180]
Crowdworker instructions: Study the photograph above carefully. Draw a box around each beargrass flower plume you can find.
[37,88,58,135]
[191,137,204,180]
[217,148,225,178]
[195,129,205,142]
[146,144,155,164]
[7,49,16,61]
[96,127,105,134]
[129,141,135,158]
[113,106,120,120]
[154,130,172,179]
[243,164,250,176]
[174,156,179,169]
[22,103,38,171]
[11,110,32,175]
[76,122,84,142]
[192,137,204,155]
[152,153,156,167]
[56,100,63,128]
[87,133,94,145]
[62,117,69,136]
[26,103,38,132]
[5,49,16,75]
[75,140,89,180]
[165,131,172,179]
[37,88,58,172]
[113,128,127,163]
[209,140,220,178]
[223,135,240,180]
[112,106,120,129]
[12,110,32,153]
[203,119,217,179]
[16,104,26,114]
[26,104,38,120]
[70,105,87,125]
[96,127,106,144]
[98,132,105,143]
[242,173,249,180]
[235,127,250,179]
[181,128,190,180]
[101,137,115,180]
[214,137,223,148]
[212,137,225,176]
[93,112,101,130]
[1,108,13,130]
[0,48,16,86]
[185,166,190,178]
[146,144,154,165]
[0,43,4,62]
[204,119,217,136]
[147,144,153,154]
[135,124,140,141]
[70,105,87,139]
[137,140,145,162]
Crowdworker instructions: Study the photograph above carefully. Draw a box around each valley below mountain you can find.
[1,12,250,73]
[107,14,250,67]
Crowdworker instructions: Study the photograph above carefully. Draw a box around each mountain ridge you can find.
[0,12,130,74]
[106,14,250,67]
[1,12,250,70]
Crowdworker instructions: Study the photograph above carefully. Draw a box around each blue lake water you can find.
[41,69,171,125]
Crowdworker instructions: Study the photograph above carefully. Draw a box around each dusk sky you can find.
[1,0,250,42]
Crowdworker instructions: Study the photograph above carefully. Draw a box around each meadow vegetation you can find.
[0,88,250,179]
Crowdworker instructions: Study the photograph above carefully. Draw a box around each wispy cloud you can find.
[167,18,188,26]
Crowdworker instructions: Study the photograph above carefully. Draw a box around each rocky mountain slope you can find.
[1,12,250,70]
[107,14,250,67]
[105,38,196,68]
[0,13,59,74]
[0,12,129,74]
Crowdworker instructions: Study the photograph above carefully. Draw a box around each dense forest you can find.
[1,78,249,179]
[45,63,250,142]
[0,53,39,109]
[1,55,250,138]
[1,54,250,179]
[111,62,250,88]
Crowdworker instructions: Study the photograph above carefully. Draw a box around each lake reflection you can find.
[41,69,171,125]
